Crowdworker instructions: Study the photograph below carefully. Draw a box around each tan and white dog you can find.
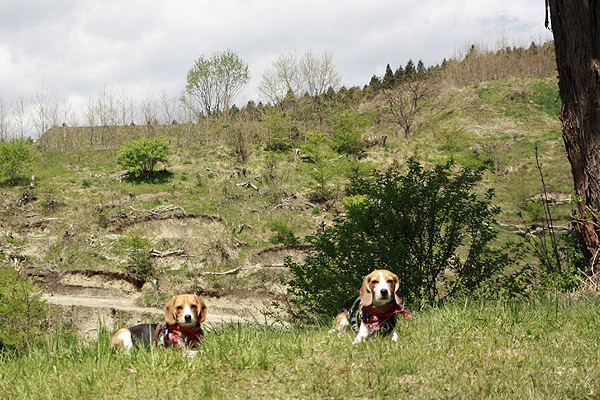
[335,269,409,343]
[110,294,207,351]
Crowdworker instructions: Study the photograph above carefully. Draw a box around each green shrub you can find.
[268,220,298,246]
[524,228,586,292]
[116,137,170,179]
[329,111,372,155]
[287,159,527,316]
[0,139,35,186]
[263,110,292,151]
[0,269,49,350]
[301,131,337,203]
[120,233,155,282]
[127,250,154,282]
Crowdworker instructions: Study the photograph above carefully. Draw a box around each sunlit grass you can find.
[2,293,599,399]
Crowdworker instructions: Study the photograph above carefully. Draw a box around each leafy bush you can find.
[287,160,527,316]
[263,111,292,151]
[329,111,372,155]
[521,226,586,292]
[0,139,35,185]
[268,220,298,246]
[116,137,169,179]
[0,269,49,350]
[301,131,337,203]
[120,233,155,282]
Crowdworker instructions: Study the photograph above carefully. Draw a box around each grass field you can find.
[2,292,599,399]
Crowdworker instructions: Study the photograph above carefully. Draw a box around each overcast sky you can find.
[0,0,552,135]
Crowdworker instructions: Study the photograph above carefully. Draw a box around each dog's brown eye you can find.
[372,280,378,284]
[176,306,183,311]
[191,304,197,309]
[387,280,393,284]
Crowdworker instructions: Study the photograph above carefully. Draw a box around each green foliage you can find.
[185,49,250,117]
[267,220,297,246]
[0,269,49,350]
[287,160,526,316]
[116,137,170,179]
[517,144,585,291]
[0,139,35,186]
[120,233,155,282]
[329,111,373,155]
[300,130,338,202]
[521,225,586,291]
[263,110,292,151]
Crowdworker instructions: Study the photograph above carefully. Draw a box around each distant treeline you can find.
[38,40,556,152]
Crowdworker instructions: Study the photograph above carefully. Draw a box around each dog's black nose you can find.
[185,314,192,322]
[380,288,389,297]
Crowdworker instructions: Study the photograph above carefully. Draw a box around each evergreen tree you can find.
[368,74,382,91]
[394,65,405,84]
[417,59,426,79]
[383,63,395,88]
[441,58,448,70]
[404,59,416,81]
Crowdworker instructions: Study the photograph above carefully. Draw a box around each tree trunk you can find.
[548,0,600,271]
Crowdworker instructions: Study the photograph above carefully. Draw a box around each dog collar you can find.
[366,303,411,319]
[157,323,204,348]
[360,301,411,336]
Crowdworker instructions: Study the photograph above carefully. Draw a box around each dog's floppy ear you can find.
[163,296,178,325]
[392,274,402,305]
[194,295,207,323]
[359,274,373,306]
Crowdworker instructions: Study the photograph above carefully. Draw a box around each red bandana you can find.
[158,323,204,349]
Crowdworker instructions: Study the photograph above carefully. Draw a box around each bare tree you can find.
[300,50,342,97]
[95,87,118,147]
[159,89,183,144]
[0,94,11,140]
[159,89,179,125]
[117,89,136,126]
[31,88,59,138]
[381,78,434,137]
[140,94,158,127]
[12,96,30,139]
[259,49,342,109]
[84,97,97,149]
[56,97,77,151]
[547,0,600,270]
[258,50,303,106]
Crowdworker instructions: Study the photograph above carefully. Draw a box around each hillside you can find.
[1,75,571,330]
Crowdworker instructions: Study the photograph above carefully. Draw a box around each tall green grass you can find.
[1,293,599,399]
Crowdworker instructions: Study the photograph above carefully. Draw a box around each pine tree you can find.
[394,65,405,83]
[383,63,395,88]
[404,59,416,81]
[368,74,382,91]
[417,59,426,79]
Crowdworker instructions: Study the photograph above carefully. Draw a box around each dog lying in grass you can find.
[334,269,410,343]
[110,294,206,353]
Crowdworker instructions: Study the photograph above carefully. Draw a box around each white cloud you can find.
[0,0,552,136]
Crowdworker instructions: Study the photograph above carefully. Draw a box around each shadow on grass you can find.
[123,169,174,185]
[0,176,31,188]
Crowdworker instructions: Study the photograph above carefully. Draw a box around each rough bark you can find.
[548,0,600,270]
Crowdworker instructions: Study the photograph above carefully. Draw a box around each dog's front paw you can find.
[352,335,366,344]
[186,349,198,358]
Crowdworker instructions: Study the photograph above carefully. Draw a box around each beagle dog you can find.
[335,269,410,343]
[109,294,207,352]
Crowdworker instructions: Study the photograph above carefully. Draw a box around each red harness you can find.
[360,302,411,336]
[156,323,204,349]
